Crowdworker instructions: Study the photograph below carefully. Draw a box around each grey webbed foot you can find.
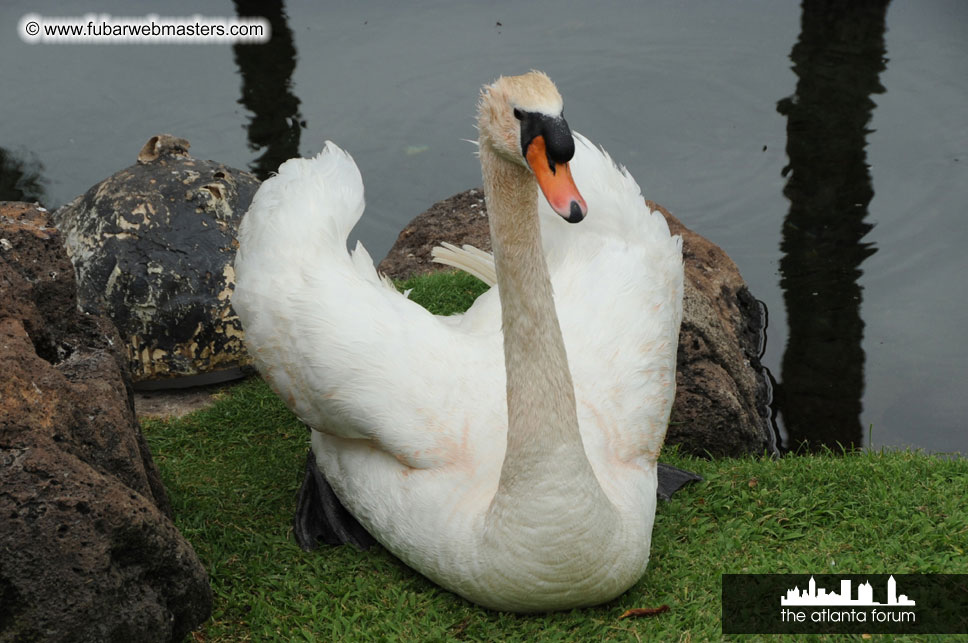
[293,451,376,551]
[657,462,702,501]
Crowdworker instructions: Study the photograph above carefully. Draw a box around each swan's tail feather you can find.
[431,242,497,287]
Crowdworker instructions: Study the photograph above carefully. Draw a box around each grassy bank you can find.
[143,272,967,641]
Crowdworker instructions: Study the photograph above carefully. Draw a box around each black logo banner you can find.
[722,574,968,634]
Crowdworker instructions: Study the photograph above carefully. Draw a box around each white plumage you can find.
[233,72,684,611]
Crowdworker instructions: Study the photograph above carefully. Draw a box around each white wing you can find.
[233,142,504,470]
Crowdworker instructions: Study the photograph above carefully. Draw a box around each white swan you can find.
[232,71,685,612]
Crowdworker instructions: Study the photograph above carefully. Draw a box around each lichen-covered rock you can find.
[379,189,776,458]
[53,134,258,388]
[0,202,212,642]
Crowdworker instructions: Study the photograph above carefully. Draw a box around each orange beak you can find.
[525,135,588,223]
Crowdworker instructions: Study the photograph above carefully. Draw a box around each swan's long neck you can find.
[482,144,583,470]
[480,141,613,536]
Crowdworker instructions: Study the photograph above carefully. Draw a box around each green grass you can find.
[396,270,492,314]
[143,271,968,641]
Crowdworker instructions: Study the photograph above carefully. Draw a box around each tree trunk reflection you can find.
[776,0,890,451]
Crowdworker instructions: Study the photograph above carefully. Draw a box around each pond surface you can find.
[2,0,965,454]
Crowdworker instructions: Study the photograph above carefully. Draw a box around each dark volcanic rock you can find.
[647,201,774,458]
[53,134,258,389]
[379,190,775,458]
[0,202,211,642]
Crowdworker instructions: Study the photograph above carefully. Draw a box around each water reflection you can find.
[232,1,303,180]
[0,147,48,204]
[775,0,889,451]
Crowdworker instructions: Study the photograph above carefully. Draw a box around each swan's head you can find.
[478,71,588,223]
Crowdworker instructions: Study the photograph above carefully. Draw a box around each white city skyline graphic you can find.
[781,575,915,607]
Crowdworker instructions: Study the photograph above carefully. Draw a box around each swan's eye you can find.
[513,108,524,121]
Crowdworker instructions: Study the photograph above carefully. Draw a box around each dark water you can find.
[2,1,965,454]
